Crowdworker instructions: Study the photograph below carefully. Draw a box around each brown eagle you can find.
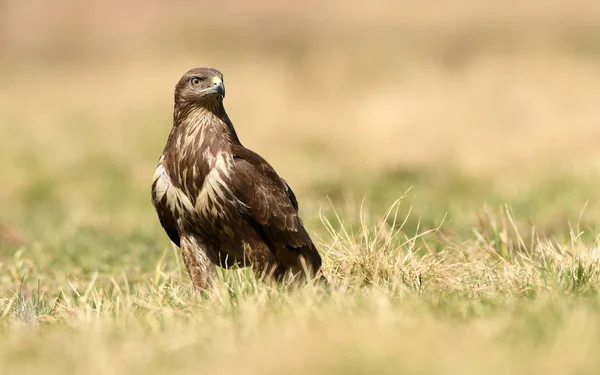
[151,67,324,290]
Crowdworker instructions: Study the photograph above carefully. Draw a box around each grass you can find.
[3,201,600,374]
[3,198,600,374]
[4,1,600,373]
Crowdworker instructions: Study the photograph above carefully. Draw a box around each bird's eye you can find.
[190,77,202,87]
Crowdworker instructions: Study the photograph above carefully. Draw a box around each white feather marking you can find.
[151,165,168,200]
[152,164,195,219]
[181,167,188,190]
[195,152,235,218]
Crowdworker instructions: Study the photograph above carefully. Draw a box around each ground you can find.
[2,1,600,373]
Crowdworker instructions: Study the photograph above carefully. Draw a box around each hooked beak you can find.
[211,76,225,98]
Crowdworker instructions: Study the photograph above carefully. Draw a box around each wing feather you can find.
[151,171,181,247]
[229,146,316,252]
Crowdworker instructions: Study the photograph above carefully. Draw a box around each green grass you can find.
[3,170,600,373]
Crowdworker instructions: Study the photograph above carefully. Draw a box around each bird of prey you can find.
[151,67,324,290]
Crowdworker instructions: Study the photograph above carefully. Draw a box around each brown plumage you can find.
[151,67,324,290]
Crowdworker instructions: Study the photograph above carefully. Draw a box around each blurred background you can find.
[2,0,600,258]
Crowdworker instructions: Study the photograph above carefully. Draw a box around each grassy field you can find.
[3,1,600,373]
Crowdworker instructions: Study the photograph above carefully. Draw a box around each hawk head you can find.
[174,67,225,107]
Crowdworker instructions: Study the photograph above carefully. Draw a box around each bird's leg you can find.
[240,240,281,283]
[180,236,216,292]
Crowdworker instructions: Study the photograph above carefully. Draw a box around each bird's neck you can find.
[171,102,241,148]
